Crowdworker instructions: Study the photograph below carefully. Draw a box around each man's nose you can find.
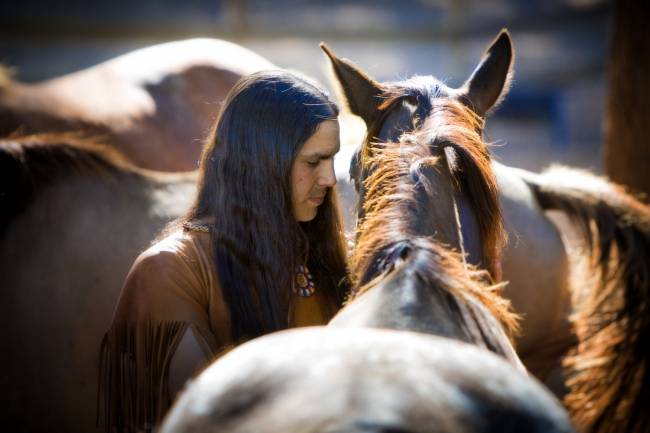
[318,159,337,187]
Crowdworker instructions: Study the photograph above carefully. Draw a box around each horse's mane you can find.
[0,133,142,239]
[530,165,650,433]
[351,97,518,342]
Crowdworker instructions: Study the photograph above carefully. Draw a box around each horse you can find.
[0,133,196,432]
[327,102,520,367]
[160,328,575,433]
[322,29,650,433]
[158,40,575,432]
[0,38,275,172]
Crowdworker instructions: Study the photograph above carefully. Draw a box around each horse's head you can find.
[322,29,513,281]
[323,32,521,361]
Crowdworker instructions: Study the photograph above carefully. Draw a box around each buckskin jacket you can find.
[98,224,338,433]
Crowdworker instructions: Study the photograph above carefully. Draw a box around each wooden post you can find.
[604,0,650,200]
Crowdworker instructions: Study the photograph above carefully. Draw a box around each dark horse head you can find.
[323,30,513,282]
[323,31,522,366]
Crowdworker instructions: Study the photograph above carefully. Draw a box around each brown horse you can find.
[328,105,520,367]
[0,38,274,172]
[323,29,650,433]
[0,134,196,432]
[158,54,574,430]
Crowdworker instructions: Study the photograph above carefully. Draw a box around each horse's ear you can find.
[320,43,385,125]
[459,29,514,117]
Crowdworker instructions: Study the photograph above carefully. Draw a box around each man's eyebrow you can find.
[304,148,340,158]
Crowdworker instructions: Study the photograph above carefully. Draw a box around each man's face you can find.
[290,120,340,222]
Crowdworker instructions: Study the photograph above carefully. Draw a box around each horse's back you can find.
[32,38,275,125]
[493,162,574,382]
[0,39,276,171]
[161,328,574,433]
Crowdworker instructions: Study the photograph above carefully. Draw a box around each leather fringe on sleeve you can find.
[97,321,189,433]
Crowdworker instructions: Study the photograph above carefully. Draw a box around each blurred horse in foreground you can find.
[161,329,574,433]
[325,29,650,433]
[0,134,196,432]
[0,38,274,171]
[159,39,574,432]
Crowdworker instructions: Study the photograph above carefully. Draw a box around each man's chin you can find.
[295,207,318,223]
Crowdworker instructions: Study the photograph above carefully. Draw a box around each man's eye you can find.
[307,160,319,167]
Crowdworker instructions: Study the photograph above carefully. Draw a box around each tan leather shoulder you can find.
[112,229,228,341]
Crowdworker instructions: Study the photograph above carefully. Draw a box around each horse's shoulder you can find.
[493,162,564,239]
[493,162,543,210]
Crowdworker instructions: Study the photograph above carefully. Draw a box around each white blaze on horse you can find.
[323,30,650,433]
[0,39,275,171]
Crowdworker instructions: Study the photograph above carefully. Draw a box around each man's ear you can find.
[320,43,385,126]
[458,29,514,117]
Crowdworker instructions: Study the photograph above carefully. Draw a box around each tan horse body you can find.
[494,162,573,385]
[0,135,196,432]
[0,39,275,171]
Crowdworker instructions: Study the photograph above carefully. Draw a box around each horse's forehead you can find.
[391,75,452,101]
[353,76,455,171]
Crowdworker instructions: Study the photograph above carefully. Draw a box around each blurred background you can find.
[1,0,610,180]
